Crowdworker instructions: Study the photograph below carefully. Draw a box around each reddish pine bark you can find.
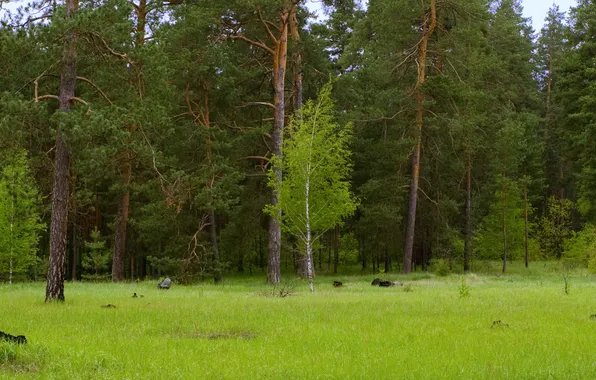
[46,0,78,301]
[403,0,437,274]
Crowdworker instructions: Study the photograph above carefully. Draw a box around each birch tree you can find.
[266,83,357,292]
[0,151,45,284]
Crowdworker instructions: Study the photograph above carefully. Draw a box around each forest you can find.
[1,0,595,295]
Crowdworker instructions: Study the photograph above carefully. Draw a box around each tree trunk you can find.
[259,233,264,271]
[71,216,77,281]
[524,186,529,268]
[210,209,222,284]
[384,245,390,273]
[112,160,131,282]
[360,237,366,271]
[464,154,472,272]
[294,241,306,277]
[403,0,437,274]
[46,0,78,301]
[112,0,146,281]
[305,175,314,292]
[139,255,146,279]
[9,181,14,285]
[46,133,71,301]
[267,9,289,285]
[502,185,508,274]
[333,225,339,274]
[318,247,322,270]
[290,5,303,114]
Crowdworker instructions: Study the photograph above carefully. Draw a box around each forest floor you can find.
[1,262,596,379]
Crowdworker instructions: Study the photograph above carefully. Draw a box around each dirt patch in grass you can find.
[171,329,257,340]
[0,343,44,375]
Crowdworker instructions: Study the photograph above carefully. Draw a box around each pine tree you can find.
[82,227,111,281]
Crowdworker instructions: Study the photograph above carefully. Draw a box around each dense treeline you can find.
[1,0,596,290]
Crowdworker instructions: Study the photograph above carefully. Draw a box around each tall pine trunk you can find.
[112,157,131,281]
[71,215,77,281]
[333,225,339,274]
[112,0,146,281]
[46,0,78,301]
[502,185,508,274]
[403,0,437,273]
[290,5,303,113]
[267,8,289,284]
[210,209,222,283]
[464,154,472,272]
[524,186,529,268]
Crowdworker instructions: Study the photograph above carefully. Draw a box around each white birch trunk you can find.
[305,169,314,292]
[9,175,14,285]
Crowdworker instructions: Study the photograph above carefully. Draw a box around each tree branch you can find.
[36,95,59,102]
[70,97,89,106]
[230,35,275,56]
[257,8,278,44]
[237,101,276,109]
[76,76,113,105]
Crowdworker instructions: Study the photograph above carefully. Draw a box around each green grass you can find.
[2,264,596,379]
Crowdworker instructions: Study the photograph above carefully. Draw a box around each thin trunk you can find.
[333,225,339,274]
[546,49,553,119]
[71,216,77,281]
[360,237,366,271]
[318,247,322,270]
[46,0,77,301]
[384,245,390,273]
[112,161,131,281]
[502,185,508,274]
[464,154,472,272]
[372,249,377,274]
[559,167,565,200]
[290,5,303,113]
[305,175,314,292]
[267,9,289,285]
[524,186,529,268]
[403,0,437,274]
[112,0,146,281]
[259,233,264,271]
[294,242,306,277]
[9,174,14,285]
[210,209,222,284]
[238,247,244,273]
[139,256,146,279]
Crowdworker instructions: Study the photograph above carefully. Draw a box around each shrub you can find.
[430,258,451,276]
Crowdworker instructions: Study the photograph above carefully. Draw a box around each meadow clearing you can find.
[1,262,596,379]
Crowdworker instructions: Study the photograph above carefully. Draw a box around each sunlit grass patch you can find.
[2,268,596,379]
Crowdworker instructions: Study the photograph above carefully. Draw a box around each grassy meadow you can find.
[2,262,596,379]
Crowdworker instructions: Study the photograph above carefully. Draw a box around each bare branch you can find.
[230,35,275,56]
[241,155,270,162]
[76,76,113,105]
[356,108,409,123]
[257,8,278,44]
[237,102,276,109]
[36,95,59,102]
[70,97,88,106]
[92,32,133,63]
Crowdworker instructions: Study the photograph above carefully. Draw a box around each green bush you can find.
[430,258,451,277]
[588,254,596,274]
